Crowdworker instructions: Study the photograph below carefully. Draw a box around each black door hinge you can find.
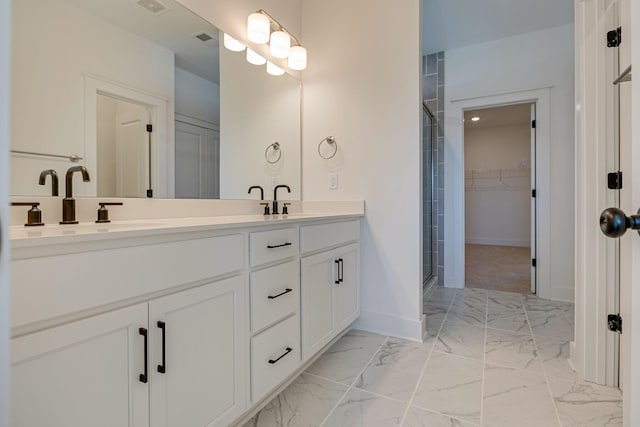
[608,171,623,189]
[607,27,622,47]
[532,189,536,198]
[532,259,536,267]
[608,314,622,333]
[146,189,153,198]
[146,124,153,132]
[531,120,536,129]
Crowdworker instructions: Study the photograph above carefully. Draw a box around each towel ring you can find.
[265,142,282,164]
[318,136,337,160]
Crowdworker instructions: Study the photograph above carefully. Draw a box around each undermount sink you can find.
[10,220,169,240]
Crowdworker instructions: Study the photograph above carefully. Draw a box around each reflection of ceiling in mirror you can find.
[62,0,220,84]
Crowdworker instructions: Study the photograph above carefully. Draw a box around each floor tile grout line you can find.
[303,371,352,388]
[408,402,483,426]
[399,290,457,426]
[318,336,389,427]
[480,292,488,425]
[522,298,564,427]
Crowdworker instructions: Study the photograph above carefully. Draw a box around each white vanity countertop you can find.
[10,211,363,249]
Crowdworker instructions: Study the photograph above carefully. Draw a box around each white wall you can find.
[96,95,118,197]
[464,124,531,247]
[0,0,10,423]
[301,0,423,340]
[219,46,301,200]
[175,67,220,125]
[445,24,575,301]
[11,0,174,196]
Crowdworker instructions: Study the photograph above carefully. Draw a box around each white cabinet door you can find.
[333,244,360,332]
[149,276,246,427]
[301,250,337,361]
[11,303,149,427]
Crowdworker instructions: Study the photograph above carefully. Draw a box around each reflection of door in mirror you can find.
[175,120,220,199]
[97,94,151,198]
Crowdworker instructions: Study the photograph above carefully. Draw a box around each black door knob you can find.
[600,207,640,238]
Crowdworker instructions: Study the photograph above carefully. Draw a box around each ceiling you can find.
[423,0,574,54]
[63,0,220,84]
[464,103,532,129]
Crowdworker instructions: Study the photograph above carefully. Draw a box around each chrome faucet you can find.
[272,185,291,215]
[38,169,59,196]
[60,166,90,224]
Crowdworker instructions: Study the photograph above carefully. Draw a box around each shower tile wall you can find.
[423,52,445,286]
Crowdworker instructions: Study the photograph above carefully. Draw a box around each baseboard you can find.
[465,237,530,247]
[352,310,425,342]
[544,287,574,302]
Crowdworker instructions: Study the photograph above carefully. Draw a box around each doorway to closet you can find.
[463,102,536,294]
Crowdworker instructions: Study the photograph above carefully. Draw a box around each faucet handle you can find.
[96,202,124,223]
[12,202,44,227]
[282,203,291,215]
[260,202,271,216]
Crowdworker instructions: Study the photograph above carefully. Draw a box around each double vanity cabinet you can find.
[9,215,361,427]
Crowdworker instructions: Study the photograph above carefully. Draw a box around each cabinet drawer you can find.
[250,227,299,266]
[300,220,360,254]
[250,261,300,333]
[251,314,300,402]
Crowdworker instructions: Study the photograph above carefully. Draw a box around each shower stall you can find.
[423,102,437,287]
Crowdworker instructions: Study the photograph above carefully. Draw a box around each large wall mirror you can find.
[10,0,301,200]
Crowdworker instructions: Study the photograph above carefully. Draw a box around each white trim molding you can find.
[444,88,552,301]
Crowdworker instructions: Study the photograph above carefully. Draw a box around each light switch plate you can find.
[328,173,338,190]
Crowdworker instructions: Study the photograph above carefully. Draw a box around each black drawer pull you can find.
[267,242,292,249]
[269,347,293,364]
[268,288,293,299]
[334,259,340,284]
[157,321,166,374]
[139,327,148,383]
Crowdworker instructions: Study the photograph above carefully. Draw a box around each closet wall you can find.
[464,123,531,247]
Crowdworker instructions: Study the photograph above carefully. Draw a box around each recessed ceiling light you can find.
[471,116,480,122]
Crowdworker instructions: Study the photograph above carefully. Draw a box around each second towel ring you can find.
[318,136,337,159]
[265,142,282,164]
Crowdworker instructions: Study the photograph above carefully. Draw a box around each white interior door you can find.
[175,120,220,199]
[530,103,537,294]
[115,104,150,198]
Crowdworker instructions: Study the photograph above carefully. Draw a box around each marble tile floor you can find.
[242,287,622,427]
[465,244,531,294]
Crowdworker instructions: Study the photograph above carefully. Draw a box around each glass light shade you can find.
[247,13,270,44]
[223,33,246,52]
[266,61,285,76]
[288,46,307,70]
[246,48,266,65]
[270,31,291,59]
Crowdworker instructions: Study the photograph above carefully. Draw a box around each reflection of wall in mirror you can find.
[220,46,301,200]
[10,0,174,197]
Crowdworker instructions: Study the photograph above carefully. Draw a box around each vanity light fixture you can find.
[223,33,246,52]
[247,12,270,44]
[247,48,267,65]
[266,61,285,76]
[246,9,307,71]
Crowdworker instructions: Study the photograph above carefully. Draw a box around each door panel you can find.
[11,303,149,427]
[175,120,220,199]
[334,244,360,332]
[301,251,335,361]
[149,276,246,427]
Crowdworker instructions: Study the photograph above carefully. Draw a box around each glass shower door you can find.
[423,104,436,284]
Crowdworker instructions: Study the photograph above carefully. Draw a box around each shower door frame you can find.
[423,102,437,285]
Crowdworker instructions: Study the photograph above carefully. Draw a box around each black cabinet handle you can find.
[268,288,293,299]
[139,327,148,383]
[267,242,292,249]
[157,321,166,374]
[339,258,344,283]
[334,259,340,284]
[268,347,293,364]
